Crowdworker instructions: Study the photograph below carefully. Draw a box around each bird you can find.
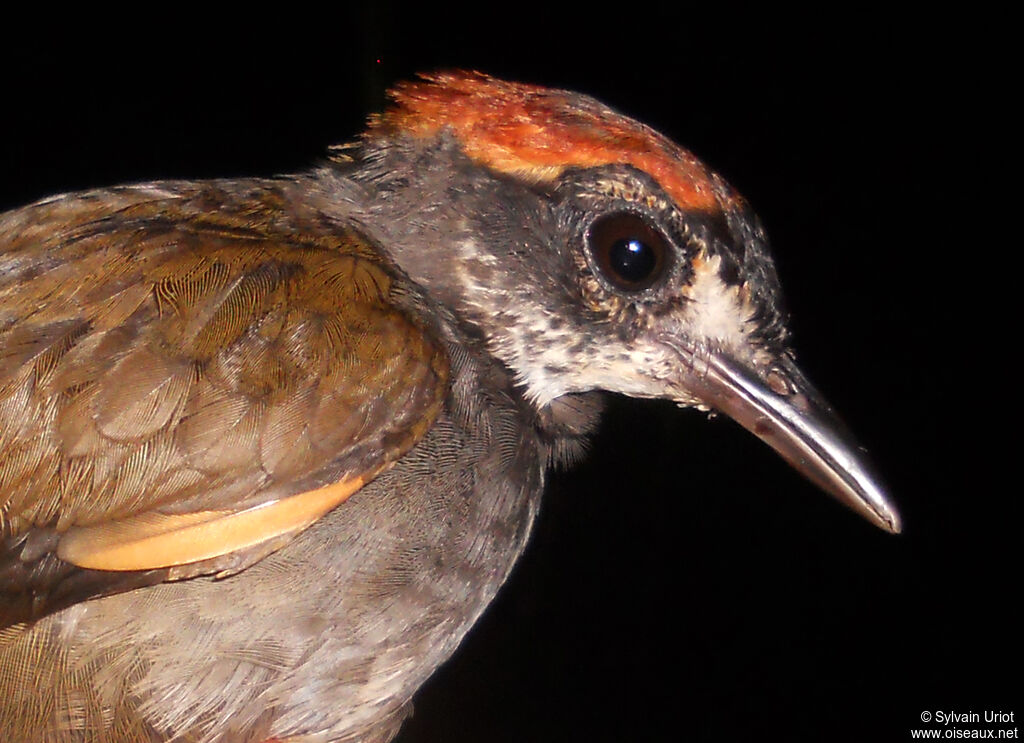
[0,70,900,742]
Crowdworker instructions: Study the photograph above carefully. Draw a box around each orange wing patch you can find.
[57,474,367,571]
[371,70,720,213]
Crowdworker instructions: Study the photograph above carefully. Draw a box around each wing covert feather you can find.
[0,182,448,583]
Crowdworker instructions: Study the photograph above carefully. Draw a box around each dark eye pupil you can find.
[587,212,669,291]
[610,238,657,283]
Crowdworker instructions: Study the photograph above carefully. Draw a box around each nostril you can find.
[766,368,793,396]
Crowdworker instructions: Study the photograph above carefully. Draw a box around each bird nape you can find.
[0,70,899,742]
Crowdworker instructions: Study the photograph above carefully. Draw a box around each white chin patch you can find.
[520,345,679,409]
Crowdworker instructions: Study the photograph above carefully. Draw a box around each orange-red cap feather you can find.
[370,71,721,213]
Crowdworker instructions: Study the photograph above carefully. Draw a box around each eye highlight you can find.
[586,212,670,292]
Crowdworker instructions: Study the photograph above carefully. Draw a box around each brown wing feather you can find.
[0,181,448,623]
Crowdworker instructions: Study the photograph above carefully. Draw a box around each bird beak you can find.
[672,347,901,534]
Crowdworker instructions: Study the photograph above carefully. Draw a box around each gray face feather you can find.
[335,134,791,411]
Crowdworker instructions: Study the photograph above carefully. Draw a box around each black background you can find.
[1,8,1011,742]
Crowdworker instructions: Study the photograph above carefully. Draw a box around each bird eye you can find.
[586,212,669,291]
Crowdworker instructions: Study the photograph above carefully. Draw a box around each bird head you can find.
[337,71,900,533]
